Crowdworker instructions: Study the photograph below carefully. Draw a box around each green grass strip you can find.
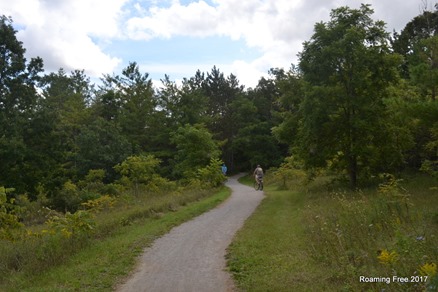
[227,185,333,291]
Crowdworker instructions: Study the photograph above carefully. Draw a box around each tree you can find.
[114,154,160,195]
[202,67,244,170]
[76,118,132,181]
[410,36,438,100]
[170,124,221,179]
[0,15,44,193]
[97,62,156,153]
[271,66,305,149]
[298,4,402,188]
[232,122,283,169]
[156,74,209,128]
[231,75,287,170]
[392,5,438,78]
[38,69,93,181]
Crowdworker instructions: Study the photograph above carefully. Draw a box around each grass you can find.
[227,185,331,291]
[0,186,231,291]
[227,174,438,291]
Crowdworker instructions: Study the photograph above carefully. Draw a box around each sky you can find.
[0,0,435,88]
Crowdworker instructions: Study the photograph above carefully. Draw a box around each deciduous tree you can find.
[298,4,402,188]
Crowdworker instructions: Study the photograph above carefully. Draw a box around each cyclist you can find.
[253,165,264,189]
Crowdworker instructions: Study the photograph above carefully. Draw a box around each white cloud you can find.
[126,1,219,40]
[121,0,350,86]
[0,0,126,76]
[231,60,267,88]
[1,0,433,87]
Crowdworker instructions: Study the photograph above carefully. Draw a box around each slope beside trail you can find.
[117,174,264,292]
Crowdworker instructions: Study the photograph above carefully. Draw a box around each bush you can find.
[195,158,226,188]
[114,154,161,196]
[45,210,95,238]
[0,187,24,241]
[81,195,116,213]
[51,180,82,212]
[271,156,307,189]
[146,175,177,194]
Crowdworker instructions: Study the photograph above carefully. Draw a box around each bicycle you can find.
[254,177,263,191]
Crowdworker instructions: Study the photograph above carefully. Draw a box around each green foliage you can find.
[51,180,82,212]
[271,156,307,189]
[1,5,438,209]
[115,154,160,182]
[157,74,209,128]
[0,184,229,290]
[304,175,437,291]
[45,210,95,238]
[51,175,120,213]
[171,124,221,178]
[392,7,438,78]
[0,187,24,240]
[0,16,44,194]
[193,158,226,188]
[232,122,284,170]
[271,66,304,148]
[145,175,177,194]
[78,169,106,192]
[13,191,50,225]
[81,195,116,213]
[40,69,93,172]
[410,36,438,100]
[229,173,437,291]
[76,117,132,180]
[421,121,438,184]
[114,154,161,195]
[297,4,403,188]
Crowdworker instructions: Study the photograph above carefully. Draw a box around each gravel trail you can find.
[117,174,264,292]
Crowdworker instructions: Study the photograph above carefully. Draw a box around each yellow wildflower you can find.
[378,249,398,265]
[61,228,73,238]
[419,262,437,277]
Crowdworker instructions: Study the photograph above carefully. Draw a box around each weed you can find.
[0,185,229,290]
[302,174,437,291]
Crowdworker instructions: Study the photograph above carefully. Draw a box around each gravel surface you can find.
[117,174,264,292]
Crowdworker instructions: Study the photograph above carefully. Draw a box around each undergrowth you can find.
[303,174,438,291]
[229,172,437,291]
[0,186,222,287]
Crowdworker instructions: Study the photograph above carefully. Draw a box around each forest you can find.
[1,4,437,229]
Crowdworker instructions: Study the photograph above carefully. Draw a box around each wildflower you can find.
[419,263,437,277]
[61,228,73,238]
[378,249,398,265]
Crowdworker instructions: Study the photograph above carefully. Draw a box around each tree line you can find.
[0,4,437,212]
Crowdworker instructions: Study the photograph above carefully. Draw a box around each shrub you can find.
[114,154,161,196]
[81,195,116,213]
[146,175,177,194]
[195,158,226,188]
[0,187,24,241]
[45,210,95,238]
[51,180,82,212]
[271,156,307,189]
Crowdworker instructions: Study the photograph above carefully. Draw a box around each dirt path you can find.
[117,174,264,292]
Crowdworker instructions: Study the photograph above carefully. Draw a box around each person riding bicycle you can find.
[253,165,264,186]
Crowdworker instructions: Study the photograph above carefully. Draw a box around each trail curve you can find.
[117,174,264,292]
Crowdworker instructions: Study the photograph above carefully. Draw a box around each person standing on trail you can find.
[253,165,263,183]
[221,163,228,175]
